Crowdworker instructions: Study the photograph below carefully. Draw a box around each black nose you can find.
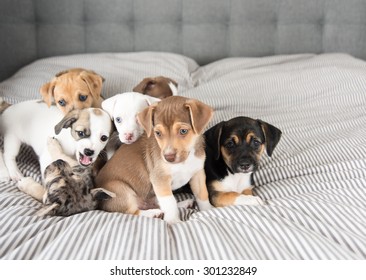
[239,159,252,171]
[84,148,94,157]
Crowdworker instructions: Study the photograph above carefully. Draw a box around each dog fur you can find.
[133,76,178,99]
[40,68,104,114]
[1,100,112,181]
[18,137,115,216]
[0,97,11,179]
[95,96,213,223]
[204,116,282,207]
[102,92,160,144]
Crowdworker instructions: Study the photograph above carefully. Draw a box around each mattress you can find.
[0,52,365,260]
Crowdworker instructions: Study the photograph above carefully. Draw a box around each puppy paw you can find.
[234,195,265,206]
[18,177,37,193]
[8,169,24,182]
[177,198,195,209]
[139,209,164,219]
[163,213,182,224]
[196,198,213,211]
[47,137,63,156]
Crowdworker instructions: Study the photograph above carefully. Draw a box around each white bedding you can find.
[0,52,365,259]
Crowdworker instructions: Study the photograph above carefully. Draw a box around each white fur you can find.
[157,195,180,224]
[102,92,160,144]
[1,100,112,181]
[168,151,204,190]
[168,82,178,96]
[234,195,265,206]
[220,172,253,193]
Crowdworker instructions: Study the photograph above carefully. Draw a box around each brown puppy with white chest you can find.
[96,96,213,223]
[40,68,104,114]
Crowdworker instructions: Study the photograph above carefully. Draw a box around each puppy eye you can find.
[76,131,85,138]
[252,139,262,148]
[225,140,235,149]
[100,135,109,142]
[115,117,122,123]
[179,129,188,135]
[58,99,66,106]
[79,95,88,102]
[155,130,162,137]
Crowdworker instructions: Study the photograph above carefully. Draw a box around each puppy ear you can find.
[204,121,224,160]
[40,80,56,107]
[80,70,104,99]
[185,99,214,134]
[133,77,153,93]
[168,80,178,96]
[137,104,156,137]
[101,94,120,120]
[54,110,80,135]
[257,119,282,157]
[91,188,116,201]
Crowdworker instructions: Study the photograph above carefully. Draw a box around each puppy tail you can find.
[36,203,59,216]
[168,82,178,96]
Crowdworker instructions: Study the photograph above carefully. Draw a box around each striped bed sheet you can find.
[0,52,365,260]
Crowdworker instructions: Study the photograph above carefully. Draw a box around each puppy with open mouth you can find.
[204,116,282,207]
[1,100,112,181]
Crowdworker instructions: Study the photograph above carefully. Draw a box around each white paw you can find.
[47,137,62,153]
[139,208,164,219]
[8,168,24,182]
[17,177,37,192]
[234,195,265,206]
[196,198,213,211]
[177,198,195,209]
[164,216,182,224]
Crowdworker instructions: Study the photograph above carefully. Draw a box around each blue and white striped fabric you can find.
[0,52,365,259]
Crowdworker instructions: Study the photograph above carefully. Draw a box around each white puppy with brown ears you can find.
[102,92,160,145]
[1,100,112,181]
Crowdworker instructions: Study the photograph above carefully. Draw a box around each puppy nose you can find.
[164,153,176,163]
[125,133,134,141]
[239,159,252,171]
[84,148,94,157]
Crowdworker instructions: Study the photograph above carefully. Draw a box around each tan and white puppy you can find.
[40,68,104,114]
[96,96,213,224]
[1,100,112,181]
[102,92,160,144]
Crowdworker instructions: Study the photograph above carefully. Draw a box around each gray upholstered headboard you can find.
[1,0,366,81]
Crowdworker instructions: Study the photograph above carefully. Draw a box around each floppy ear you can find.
[133,77,154,93]
[101,94,120,119]
[137,104,157,137]
[40,80,56,107]
[91,188,116,201]
[54,110,80,135]
[185,99,214,134]
[204,121,224,160]
[257,119,282,156]
[79,70,104,99]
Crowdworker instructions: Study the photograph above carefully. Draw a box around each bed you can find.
[0,0,366,260]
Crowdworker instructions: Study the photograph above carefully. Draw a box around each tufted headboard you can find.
[1,0,366,81]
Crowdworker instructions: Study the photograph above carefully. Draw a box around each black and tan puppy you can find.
[204,116,282,207]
